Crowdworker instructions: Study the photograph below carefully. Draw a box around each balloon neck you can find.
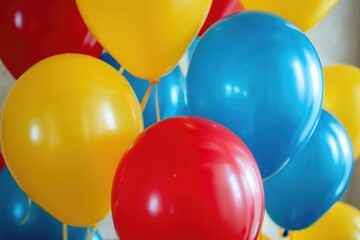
[140,79,160,112]
[283,229,289,238]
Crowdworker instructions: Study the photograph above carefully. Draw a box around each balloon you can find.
[0,150,4,172]
[198,0,243,36]
[188,38,199,62]
[1,53,143,226]
[187,12,323,179]
[76,0,212,80]
[257,234,271,240]
[100,52,188,128]
[112,117,264,240]
[0,167,102,240]
[0,0,103,79]
[240,0,339,32]
[100,52,121,71]
[290,202,360,240]
[265,110,353,230]
[323,65,360,160]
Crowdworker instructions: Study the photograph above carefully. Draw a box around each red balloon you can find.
[112,117,264,240]
[0,151,4,172]
[0,0,103,79]
[198,0,243,36]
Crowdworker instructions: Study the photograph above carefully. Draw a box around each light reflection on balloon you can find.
[112,117,264,239]
[187,11,324,179]
[265,110,353,230]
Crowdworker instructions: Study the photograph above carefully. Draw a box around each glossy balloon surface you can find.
[290,202,360,240]
[112,117,264,240]
[187,12,323,179]
[0,0,103,78]
[323,65,360,160]
[0,167,102,240]
[100,52,188,128]
[76,0,211,80]
[1,54,143,226]
[265,111,353,230]
[241,0,339,31]
[198,0,243,36]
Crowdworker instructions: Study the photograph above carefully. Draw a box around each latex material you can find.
[112,117,264,240]
[0,167,102,240]
[101,52,188,128]
[0,0,103,79]
[188,38,199,61]
[323,65,360,160]
[198,0,243,36]
[1,54,143,226]
[265,111,353,230]
[241,0,339,31]
[0,149,4,172]
[257,234,271,240]
[76,0,212,80]
[100,52,121,71]
[290,202,360,240]
[187,12,323,179]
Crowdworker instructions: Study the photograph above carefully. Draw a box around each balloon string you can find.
[155,83,160,122]
[140,83,153,111]
[20,197,32,225]
[140,79,159,112]
[87,224,98,240]
[278,228,283,239]
[119,66,124,75]
[63,223,68,240]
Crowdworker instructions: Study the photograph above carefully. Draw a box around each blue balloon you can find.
[187,11,323,179]
[265,110,353,230]
[100,52,188,128]
[188,37,199,61]
[0,167,102,240]
[100,51,120,70]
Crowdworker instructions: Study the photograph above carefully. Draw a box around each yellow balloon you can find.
[257,233,271,240]
[76,0,212,80]
[1,54,143,226]
[240,0,339,31]
[323,64,360,160]
[290,202,360,240]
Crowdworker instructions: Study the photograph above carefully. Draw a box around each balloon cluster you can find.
[0,0,359,239]
[0,163,102,240]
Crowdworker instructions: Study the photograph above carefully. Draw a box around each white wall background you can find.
[0,0,359,239]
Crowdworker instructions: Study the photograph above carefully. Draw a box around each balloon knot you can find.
[283,230,289,238]
[150,78,159,85]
